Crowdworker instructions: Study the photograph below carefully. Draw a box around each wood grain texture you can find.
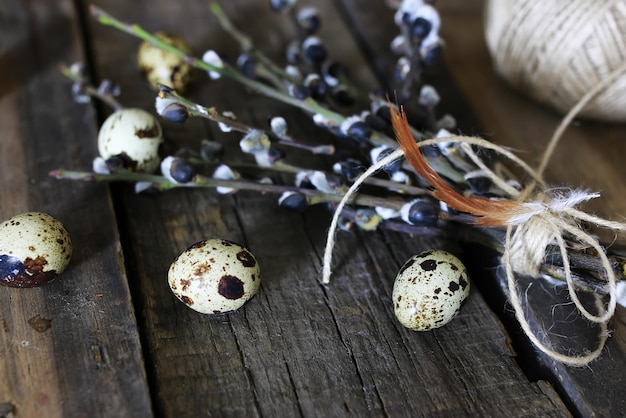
[3,0,622,416]
[0,1,152,417]
[438,1,626,416]
[84,0,570,416]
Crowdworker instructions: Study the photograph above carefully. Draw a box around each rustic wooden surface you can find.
[0,1,152,417]
[438,2,626,416]
[0,0,623,417]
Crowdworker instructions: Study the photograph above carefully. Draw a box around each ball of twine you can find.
[484,0,626,122]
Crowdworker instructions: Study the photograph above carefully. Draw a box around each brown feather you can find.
[390,104,521,227]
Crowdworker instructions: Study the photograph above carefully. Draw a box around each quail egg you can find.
[137,32,193,93]
[393,250,469,331]
[168,239,261,315]
[98,108,163,173]
[0,212,72,288]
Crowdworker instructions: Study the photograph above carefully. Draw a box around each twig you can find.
[49,168,408,209]
[89,4,398,148]
[60,64,123,111]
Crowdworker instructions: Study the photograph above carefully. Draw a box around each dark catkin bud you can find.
[270,0,296,12]
[347,121,372,143]
[467,176,492,195]
[322,61,347,87]
[104,154,130,172]
[170,159,196,183]
[296,6,321,34]
[420,144,443,161]
[201,139,223,162]
[410,17,432,41]
[332,85,354,107]
[435,114,456,131]
[422,43,443,66]
[418,84,440,108]
[161,156,196,184]
[71,83,91,104]
[295,171,315,189]
[237,54,257,78]
[135,182,161,197]
[337,216,354,231]
[304,74,328,99]
[302,36,327,63]
[374,103,392,124]
[333,159,363,182]
[371,146,402,174]
[364,112,388,131]
[289,83,311,100]
[97,79,121,97]
[156,83,175,94]
[267,147,286,164]
[401,11,413,26]
[393,57,411,85]
[161,103,189,124]
[401,198,440,226]
[286,40,302,64]
[278,191,308,212]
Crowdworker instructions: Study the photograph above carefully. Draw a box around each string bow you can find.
[322,104,624,366]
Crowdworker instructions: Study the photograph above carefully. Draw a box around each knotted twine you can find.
[322,64,626,366]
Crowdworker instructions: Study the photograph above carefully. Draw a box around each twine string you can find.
[493,59,626,365]
[485,0,626,122]
[322,137,623,364]
[321,55,626,364]
[536,61,626,177]
[507,191,620,325]
[322,135,554,285]
[503,223,610,367]
[321,127,625,367]
[460,142,525,197]
[322,147,405,284]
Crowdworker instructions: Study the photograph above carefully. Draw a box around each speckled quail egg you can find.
[97,108,163,173]
[0,212,72,288]
[137,32,193,93]
[393,250,470,331]
[168,239,261,315]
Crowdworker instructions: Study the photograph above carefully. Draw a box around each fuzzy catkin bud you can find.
[202,50,224,79]
[240,130,271,154]
[160,103,189,124]
[278,191,308,212]
[269,116,289,137]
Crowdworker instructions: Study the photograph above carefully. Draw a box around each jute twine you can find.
[484,0,626,122]
[321,64,626,367]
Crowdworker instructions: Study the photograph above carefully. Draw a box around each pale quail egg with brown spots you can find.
[168,239,261,315]
[98,108,163,173]
[0,212,72,288]
[137,32,193,93]
[393,250,469,331]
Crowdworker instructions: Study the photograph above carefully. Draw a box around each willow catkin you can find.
[484,0,626,122]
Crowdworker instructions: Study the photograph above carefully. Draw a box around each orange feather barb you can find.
[389,105,523,227]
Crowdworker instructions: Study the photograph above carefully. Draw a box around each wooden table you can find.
[1,1,624,416]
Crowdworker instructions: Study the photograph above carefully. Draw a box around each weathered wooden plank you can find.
[84,0,571,416]
[0,1,152,416]
[436,1,626,416]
